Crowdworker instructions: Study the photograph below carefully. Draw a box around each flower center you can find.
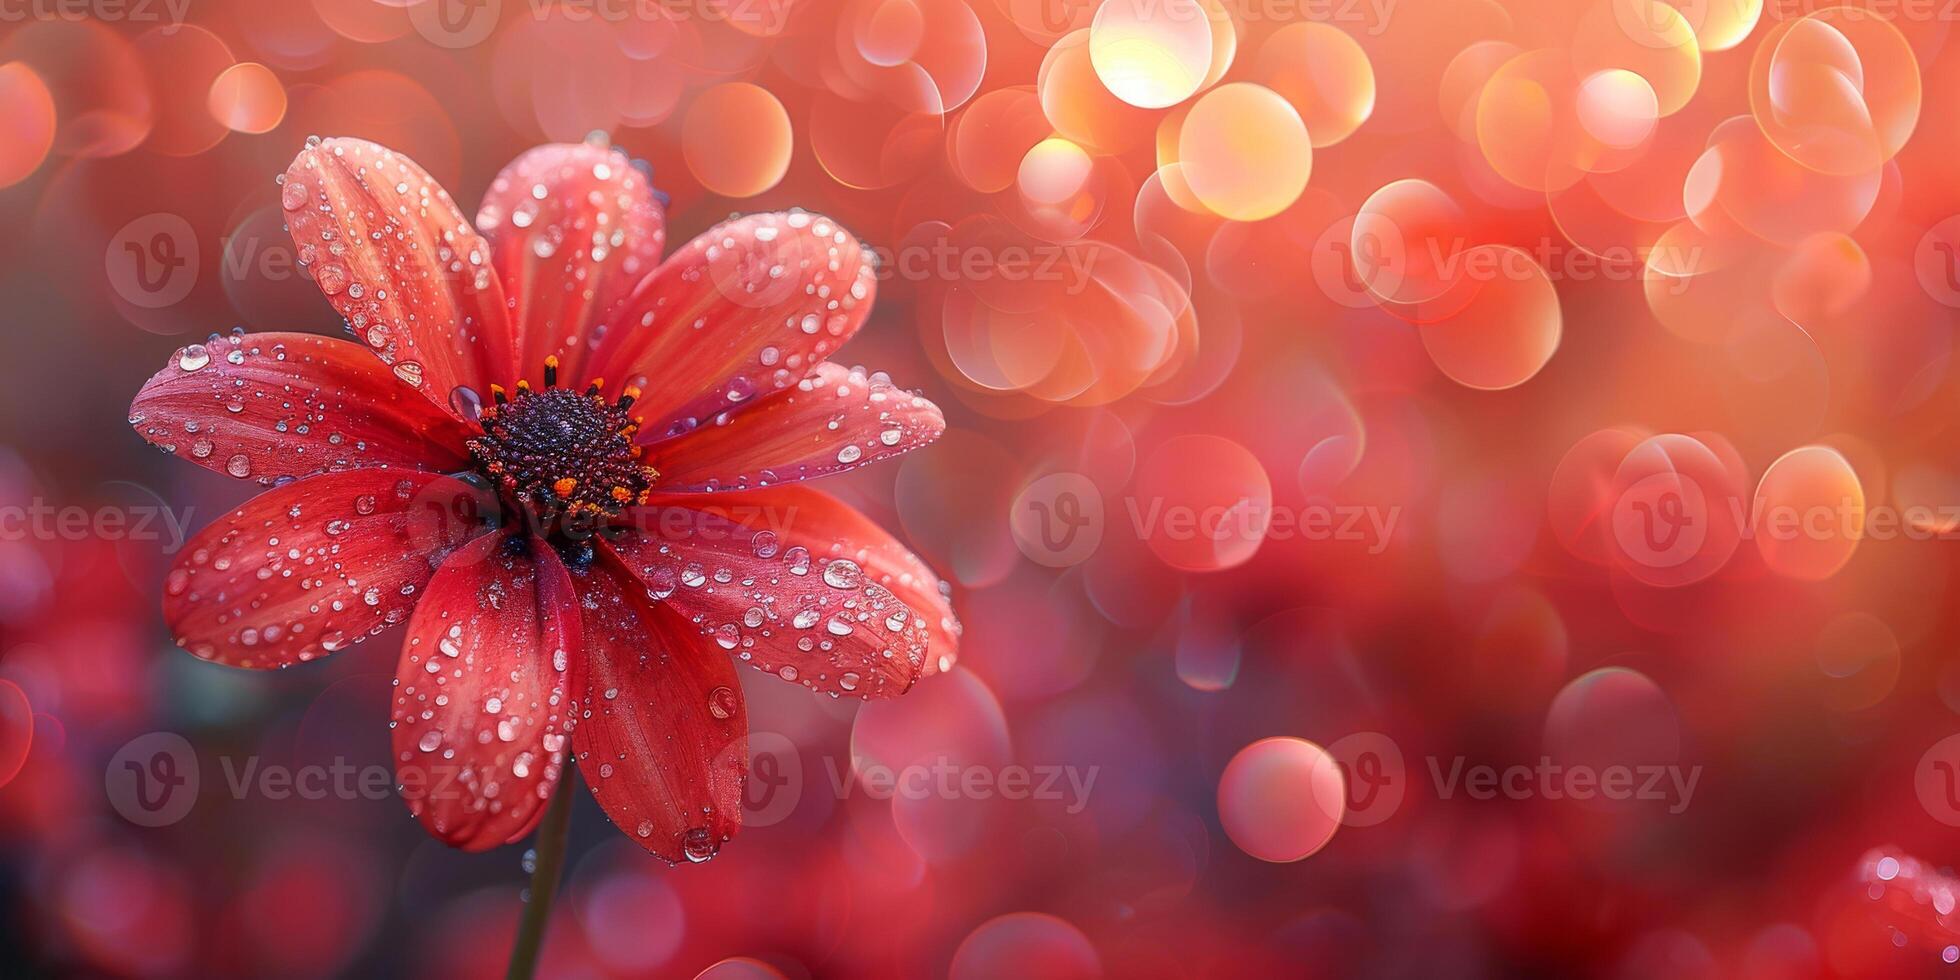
[468,357,655,527]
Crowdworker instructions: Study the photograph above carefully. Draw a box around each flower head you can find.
[129,136,959,862]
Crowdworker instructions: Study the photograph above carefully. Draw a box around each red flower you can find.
[128,137,960,863]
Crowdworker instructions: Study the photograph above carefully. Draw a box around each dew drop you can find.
[707,685,736,720]
[751,530,780,559]
[450,385,483,421]
[682,827,718,863]
[316,263,349,295]
[823,560,864,589]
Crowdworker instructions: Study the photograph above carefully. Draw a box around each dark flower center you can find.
[468,357,655,531]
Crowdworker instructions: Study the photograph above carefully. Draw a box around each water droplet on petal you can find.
[682,827,719,863]
[708,686,736,720]
[316,262,349,295]
[823,560,864,589]
[751,530,780,558]
[450,385,483,421]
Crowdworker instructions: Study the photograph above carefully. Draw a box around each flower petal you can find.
[281,137,514,417]
[130,332,472,485]
[572,553,746,864]
[392,531,580,852]
[165,470,489,668]
[642,485,961,675]
[647,363,945,492]
[606,506,935,698]
[589,211,879,439]
[476,141,666,384]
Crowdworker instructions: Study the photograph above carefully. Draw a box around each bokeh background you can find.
[7,0,1960,976]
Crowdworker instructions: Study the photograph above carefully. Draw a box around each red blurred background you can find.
[6,0,1960,976]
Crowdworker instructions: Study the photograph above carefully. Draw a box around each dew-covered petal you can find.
[392,531,580,852]
[130,332,472,485]
[572,554,746,865]
[476,141,666,385]
[648,362,944,492]
[643,485,962,677]
[280,137,514,418]
[164,470,486,668]
[587,211,879,440]
[605,506,935,699]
